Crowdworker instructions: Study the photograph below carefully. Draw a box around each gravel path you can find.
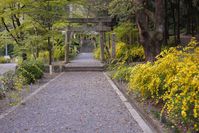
[0,63,17,75]
[65,53,104,67]
[0,54,143,133]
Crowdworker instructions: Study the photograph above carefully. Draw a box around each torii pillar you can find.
[111,33,116,58]
[99,22,105,62]
[99,32,105,62]
[65,26,71,64]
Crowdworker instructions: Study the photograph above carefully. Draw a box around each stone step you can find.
[63,66,105,72]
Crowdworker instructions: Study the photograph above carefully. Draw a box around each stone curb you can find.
[104,72,156,133]
[111,78,165,133]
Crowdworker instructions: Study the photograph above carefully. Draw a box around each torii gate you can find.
[64,17,116,63]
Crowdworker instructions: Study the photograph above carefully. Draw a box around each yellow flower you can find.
[181,111,187,118]
[194,108,198,118]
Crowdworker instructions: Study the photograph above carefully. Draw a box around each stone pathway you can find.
[0,53,143,133]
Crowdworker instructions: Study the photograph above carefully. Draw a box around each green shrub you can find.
[0,71,25,99]
[113,22,139,44]
[112,65,132,82]
[54,45,65,61]
[0,79,6,99]
[93,46,101,59]
[69,45,79,58]
[39,44,79,62]
[93,46,110,60]
[38,51,49,64]
[1,71,15,91]
[17,60,44,84]
[0,57,11,63]
[0,87,6,99]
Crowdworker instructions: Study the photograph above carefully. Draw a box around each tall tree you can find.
[109,0,165,61]
[135,0,165,61]
[25,0,69,65]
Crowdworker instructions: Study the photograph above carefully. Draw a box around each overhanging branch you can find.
[1,17,19,44]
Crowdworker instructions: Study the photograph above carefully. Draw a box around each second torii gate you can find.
[64,17,116,63]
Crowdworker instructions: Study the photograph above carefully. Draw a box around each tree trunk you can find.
[129,31,132,45]
[176,0,181,44]
[135,0,165,61]
[163,0,169,45]
[153,0,165,56]
[36,47,39,58]
[136,10,152,61]
[170,1,177,44]
[48,36,52,65]
[108,33,111,48]
[186,0,191,34]
[196,9,199,34]
[189,1,195,36]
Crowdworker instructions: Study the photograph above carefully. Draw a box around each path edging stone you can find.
[104,72,155,133]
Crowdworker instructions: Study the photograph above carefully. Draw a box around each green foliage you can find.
[0,57,11,63]
[17,60,44,84]
[109,0,139,20]
[38,44,79,63]
[0,86,5,99]
[69,45,79,59]
[93,42,144,63]
[112,65,132,82]
[0,70,25,99]
[93,46,101,59]
[54,45,65,61]
[54,44,79,61]
[113,22,139,44]
[83,0,112,16]
[0,0,71,64]
[38,51,49,64]
[93,45,110,60]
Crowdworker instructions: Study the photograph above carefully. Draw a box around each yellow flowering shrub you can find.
[93,46,101,59]
[128,38,199,132]
[93,46,110,60]
[116,42,144,62]
[93,42,144,62]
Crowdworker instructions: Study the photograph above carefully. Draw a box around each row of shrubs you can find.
[0,60,44,99]
[111,38,199,132]
[93,42,145,63]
